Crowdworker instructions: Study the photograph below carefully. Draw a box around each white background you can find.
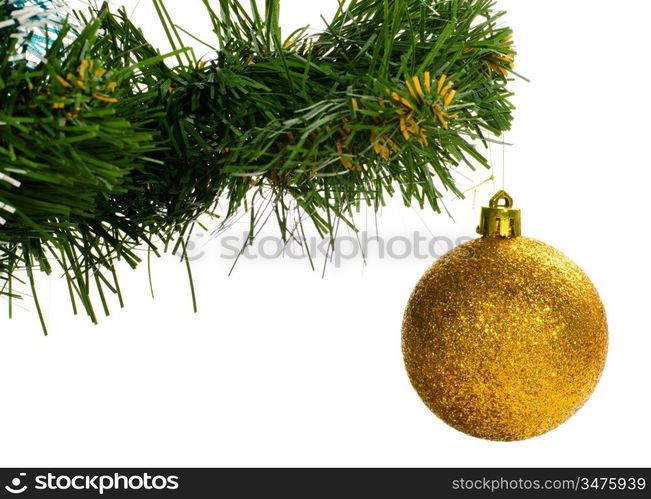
[1,0,650,467]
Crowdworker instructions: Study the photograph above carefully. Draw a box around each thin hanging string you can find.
[487,134,495,205]
[501,131,507,191]
[466,131,502,211]
[490,130,507,192]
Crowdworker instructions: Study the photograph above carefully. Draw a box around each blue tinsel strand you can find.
[0,0,80,62]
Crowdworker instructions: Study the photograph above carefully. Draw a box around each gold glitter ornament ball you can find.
[402,192,608,441]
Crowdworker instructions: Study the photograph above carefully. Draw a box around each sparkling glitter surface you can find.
[402,236,608,441]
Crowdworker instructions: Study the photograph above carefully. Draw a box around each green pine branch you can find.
[0,0,517,331]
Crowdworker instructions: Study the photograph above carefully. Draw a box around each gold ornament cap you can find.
[477,190,521,238]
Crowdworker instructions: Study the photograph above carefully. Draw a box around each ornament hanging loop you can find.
[489,190,514,209]
[477,190,521,238]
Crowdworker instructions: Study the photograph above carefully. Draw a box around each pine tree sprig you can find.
[0,0,518,331]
